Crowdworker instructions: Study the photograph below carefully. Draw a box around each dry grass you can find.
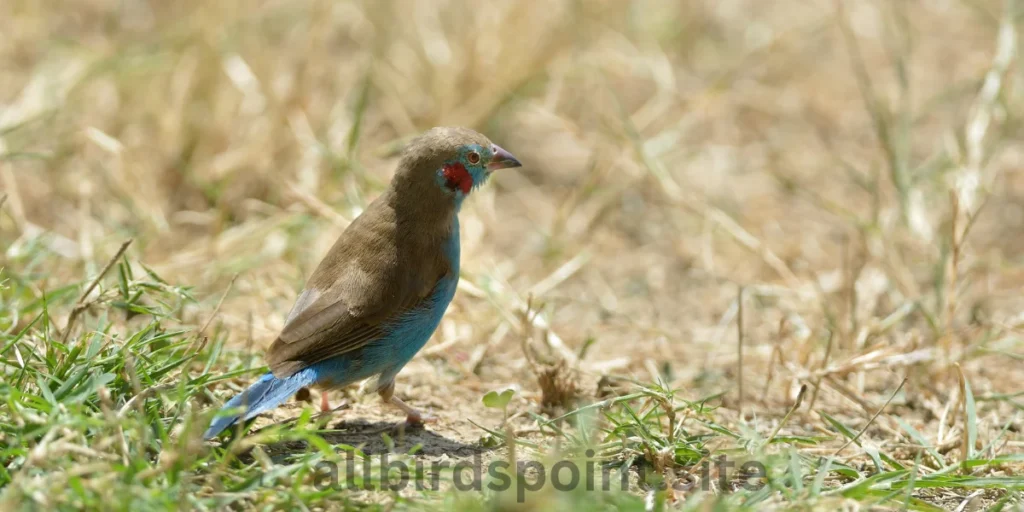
[2,0,1023,509]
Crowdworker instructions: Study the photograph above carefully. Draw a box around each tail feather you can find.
[203,370,315,440]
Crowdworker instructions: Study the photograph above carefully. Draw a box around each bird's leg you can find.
[378,379,436,425]
[391,396,433,425]
[320,391,331,413]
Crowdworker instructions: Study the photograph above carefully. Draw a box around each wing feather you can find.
[265,194,451,378]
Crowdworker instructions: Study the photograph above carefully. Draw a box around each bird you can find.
[203,126,521,439]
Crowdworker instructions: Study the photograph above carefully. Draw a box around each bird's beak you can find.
[487,144,522,171]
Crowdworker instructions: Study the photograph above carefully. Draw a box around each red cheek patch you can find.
[442,163,473,194]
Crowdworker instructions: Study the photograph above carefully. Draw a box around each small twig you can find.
[946,190,961,349]
[806,330,835,413]
[761,318,783,402]
[200,274,238,337]
[836,0,910,224]
[821,376,877,416]
[958,196,989,248]
[619,98,801,288]
[472,273,579,368]
[953,490,985,512]
[187,274,238,355]
[767,384,807,444]
[936,384,957,448]
[833,377,908,456]
[61,239,133,342]
[118,384,175,418]
[515,293,578,367]
[954,363,974,466]
[528,251,590,298]
[958,7,1017,210]
[469,322,509,375]
[423,336,461,357]
[286,181,350,226]
[737,285,745,418]
[842,234,854,348]
[76,239,133,305]
[707,208,802,288]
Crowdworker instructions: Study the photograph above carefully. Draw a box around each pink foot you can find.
[405,411,438,426]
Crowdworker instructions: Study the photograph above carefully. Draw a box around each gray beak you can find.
[487,144,522,171]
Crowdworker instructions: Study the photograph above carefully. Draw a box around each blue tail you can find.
[203,370,316,439]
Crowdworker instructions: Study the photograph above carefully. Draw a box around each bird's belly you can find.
[373,273,459,364]
[308,273,459,390]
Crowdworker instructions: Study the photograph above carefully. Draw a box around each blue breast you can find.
[307,218,460,387]
[377,217,460,365]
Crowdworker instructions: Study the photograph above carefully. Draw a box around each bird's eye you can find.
[467,151,480,164]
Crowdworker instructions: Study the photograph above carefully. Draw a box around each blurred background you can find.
[2,0,1023,438]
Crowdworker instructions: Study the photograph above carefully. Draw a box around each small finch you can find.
[204,127,521,439]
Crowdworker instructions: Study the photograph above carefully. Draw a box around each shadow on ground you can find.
[237,419,495,465]
[321,419,490,457]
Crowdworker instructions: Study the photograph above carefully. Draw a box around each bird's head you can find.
[391,127,521,211]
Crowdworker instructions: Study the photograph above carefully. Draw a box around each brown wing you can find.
[265,195,450,378]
